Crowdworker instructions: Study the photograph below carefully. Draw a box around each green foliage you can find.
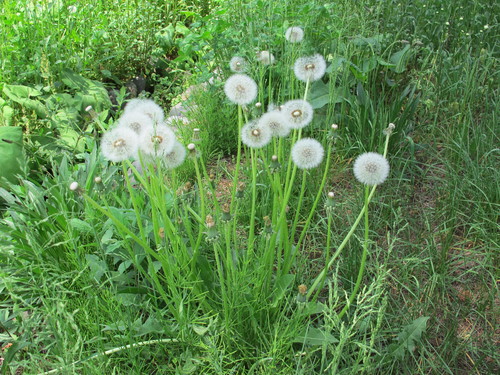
[0,127,24,187]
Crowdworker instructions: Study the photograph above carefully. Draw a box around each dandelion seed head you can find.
[353,152,390,185]
[256,50,275,65]
[294,54,326,82]
[117,112,154,135]
[101,127,139,162]
[282,99,314,129]
[139,125,176,157]
[124,98,165,124]
[291,138,324,169]
[285,26,304,43]
[258,111,290,138]
[229,56,247,73]
[241,120,272,148]
[164,141,187,169]
[224,74,258,105]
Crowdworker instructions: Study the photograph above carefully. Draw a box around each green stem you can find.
[337,185,370,320]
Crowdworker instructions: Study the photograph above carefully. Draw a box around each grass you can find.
[1,0,498,374]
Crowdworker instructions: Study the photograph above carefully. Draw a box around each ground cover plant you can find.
[0,0,498,374]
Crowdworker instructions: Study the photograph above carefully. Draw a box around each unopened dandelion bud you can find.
[297,284,308,303]
[221,203,232,223]
[69,181,79,191]
[85,105,98,120]
[94,176,102,184]
[325,191,335,213]
[255,102,262,108]
[187,143,199,158]
[205,215,220,243]
[270,155,281,172]
[236,182,245,199]
[192,128,201,142]
[158,227,165,239]
[331,124,338,130]
[262,215,273,236]
[298,284,308,295]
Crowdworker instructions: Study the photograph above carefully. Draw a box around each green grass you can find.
[1,0,498,374]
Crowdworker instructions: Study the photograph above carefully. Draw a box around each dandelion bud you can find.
[325,191,335,213]
[69,181,79,191]
[192,128,201,142]
[187,143,199,158]
[261,215,273,236]
[221,203,232,223]
[85,105,98,120]
[331,124,338,130]
[158,227,165,239]
[94,176,102,184]
[297,284,308,303]
[236,182,245,199]
[255,102,262,108]
[298,284,308,295]
[205,215,220,243]
[270,155,281,172]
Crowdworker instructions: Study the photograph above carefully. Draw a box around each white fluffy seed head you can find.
[123,98,165,124]
[101,127,139,162]
[282,99,314,129]
[224,74,258,105]
[117,112,154,135]
[294,54,327,82]
[285,26,304,43]
[164,141,187,169]
[241,120,272,149]
[256,50,275,65]
[139,124,176,157]
[353,152,390,185]
[258,111,291,138]
[291,138,324,169]
[229,56,247,73]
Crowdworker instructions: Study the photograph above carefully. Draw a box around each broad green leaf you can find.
[0,127,25,186]
[85,254,108,282]
[1,106,14,126]
[2,85,48,118]
[390,45,411,73]
[294,327,339,346]
[388,316,429,359]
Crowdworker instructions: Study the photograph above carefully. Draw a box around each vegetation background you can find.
[0,0,498,374]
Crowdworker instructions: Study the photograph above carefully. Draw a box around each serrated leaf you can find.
[294,327,339,346]
[388,316,429,359]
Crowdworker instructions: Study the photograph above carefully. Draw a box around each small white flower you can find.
[291,138,324,169]
[139,125,176,157]
[294,54,327,82]
[256,51,275,65]
[282,99,314,129]
[164,141,187,169]
[285,26,304,43]
[258,111,290,138]
[241,120,272,148]
[101,127,139,162]
[224,74,258,105]
[123,98,165,124]
[353,152,390,185]
[229,56,247,73]
[117,112,154,135]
